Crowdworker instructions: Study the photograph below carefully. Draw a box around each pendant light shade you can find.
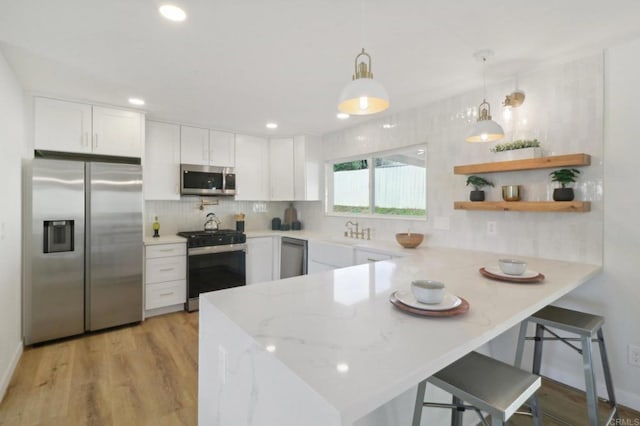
[466,50,504,143]
[338,48,389,115]
[466,99,505,143]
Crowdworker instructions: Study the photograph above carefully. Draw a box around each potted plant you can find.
[549,168,580,201]
[466,176,494,201]
[491,139,542,161]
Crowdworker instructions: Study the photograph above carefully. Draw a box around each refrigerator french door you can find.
[24,158,142,345]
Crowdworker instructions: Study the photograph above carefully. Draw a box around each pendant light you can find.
[337,1,389,115]
[466,51,504,143]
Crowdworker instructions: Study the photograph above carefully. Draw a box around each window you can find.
[327,145,426,218]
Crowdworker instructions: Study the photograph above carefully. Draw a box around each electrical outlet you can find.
[487,221,497,236]
[629,344,640,367]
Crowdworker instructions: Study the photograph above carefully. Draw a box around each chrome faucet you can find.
[344,220,371,240]
[345,220,359,238]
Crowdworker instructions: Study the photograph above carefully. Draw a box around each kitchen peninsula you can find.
[199,246,601,425]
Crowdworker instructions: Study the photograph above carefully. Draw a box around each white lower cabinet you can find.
[144,242,186,314]
[307,240,353,274]
[246,237,274,284]
[146,280,186,310]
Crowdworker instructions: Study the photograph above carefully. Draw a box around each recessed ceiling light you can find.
[336,112,350,120]
[266,122,278,129]
[128,97,145,106]
[159,4,187,22]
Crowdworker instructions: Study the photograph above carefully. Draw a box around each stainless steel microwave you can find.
[180,164,236,196]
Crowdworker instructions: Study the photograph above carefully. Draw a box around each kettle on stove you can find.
[204,212,221,231]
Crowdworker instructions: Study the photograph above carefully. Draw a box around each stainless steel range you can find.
[177,229,247,312]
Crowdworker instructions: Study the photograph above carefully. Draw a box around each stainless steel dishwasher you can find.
[280,237,308,278]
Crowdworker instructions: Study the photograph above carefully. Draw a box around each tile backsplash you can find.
[145,199,291,237]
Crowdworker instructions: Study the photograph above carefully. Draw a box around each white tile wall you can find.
[297,53,604,265]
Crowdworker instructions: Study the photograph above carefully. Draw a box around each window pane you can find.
[332,159,370,213]
[373,147,426,216]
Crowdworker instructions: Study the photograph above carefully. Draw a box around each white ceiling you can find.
[1,0,640,136]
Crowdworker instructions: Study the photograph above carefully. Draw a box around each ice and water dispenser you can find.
[43,220,74,253]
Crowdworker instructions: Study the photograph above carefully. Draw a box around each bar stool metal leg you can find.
[515,321,528,368]
[532,324,544,375]
[598,328,618,418]
[529,394,541,426]
[412,380,427,426]
[582,334,600,426]
[451,395,463,426]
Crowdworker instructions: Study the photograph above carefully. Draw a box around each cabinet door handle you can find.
[159,267,175,272]
[367,258,377,262]
[159,249,174,252]
[159,291,175,296]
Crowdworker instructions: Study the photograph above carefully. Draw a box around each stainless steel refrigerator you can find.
[23,158,143,345]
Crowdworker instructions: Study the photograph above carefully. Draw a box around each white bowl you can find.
[411,280,445,304]
[498,259,528,275]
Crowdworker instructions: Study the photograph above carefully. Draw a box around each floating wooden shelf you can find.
[454,153,591,175]
[454,201,591,213]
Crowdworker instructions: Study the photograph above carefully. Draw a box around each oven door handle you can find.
[188,243,247,256]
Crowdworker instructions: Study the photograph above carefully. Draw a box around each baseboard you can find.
[0,340,23,403]
[544,366,640,412]
[144,303,184,319]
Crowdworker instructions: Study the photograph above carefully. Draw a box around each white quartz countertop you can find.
[200,246,601,425]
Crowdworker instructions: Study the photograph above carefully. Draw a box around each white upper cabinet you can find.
[34,97,143,157]
[210,130,235,167]
[235,134,269,200]
[144,121,181,200]
[180,125,209,166]
[269,138,294,201]
[293,135,321,201]
[34,98,92,153]
[181,127,235,167]
[92,106,144,157]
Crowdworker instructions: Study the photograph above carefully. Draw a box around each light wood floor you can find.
[0,312,198,426]
[0,311,638,425]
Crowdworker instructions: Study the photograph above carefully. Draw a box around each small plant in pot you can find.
[550,168,580,201]
[466,176,494,202]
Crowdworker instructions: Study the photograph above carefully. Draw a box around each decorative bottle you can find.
[152,216,160,238]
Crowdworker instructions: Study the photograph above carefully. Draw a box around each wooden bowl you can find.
[395,233,424,248]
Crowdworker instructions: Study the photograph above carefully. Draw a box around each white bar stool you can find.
[515,305,618,426]
[412,351,542,426]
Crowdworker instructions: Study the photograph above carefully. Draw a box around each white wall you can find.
[0,51,25,401]
[297,51,640,412]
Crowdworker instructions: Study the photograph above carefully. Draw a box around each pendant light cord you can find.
[360,0,365,49]
[482,56,487,101]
